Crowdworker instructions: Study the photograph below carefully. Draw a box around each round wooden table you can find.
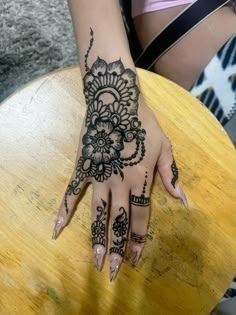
[0,67,236,315]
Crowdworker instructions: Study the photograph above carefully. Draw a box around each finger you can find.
[90,184,109,271]
[157,140,188,208]
[109,187,130,281]
[52,157,88,239]
[129,170,151,266]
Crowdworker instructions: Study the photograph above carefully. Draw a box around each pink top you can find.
[131,0,194,17]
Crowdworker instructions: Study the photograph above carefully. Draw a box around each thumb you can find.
[157,140,188,208]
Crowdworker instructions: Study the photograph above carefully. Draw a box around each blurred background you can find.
[0,0,77,102]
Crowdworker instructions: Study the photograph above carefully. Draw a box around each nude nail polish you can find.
[52,216,64,240]
[176,184,189,209]
[93,245,105,271]
[109,254,122,282]
[130,249,140,267]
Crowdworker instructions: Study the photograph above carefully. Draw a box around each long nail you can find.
[93,245,105,271]
[130,248,141,267]
[176,184,188,209]
[109,254,122,282]
[52,216,64,240]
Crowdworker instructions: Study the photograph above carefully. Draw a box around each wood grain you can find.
[0,67,235,315]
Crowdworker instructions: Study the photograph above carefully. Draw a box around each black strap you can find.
[120,0,143,61]
[135,0,230,69]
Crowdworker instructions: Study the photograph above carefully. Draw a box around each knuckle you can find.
[133,165,149,177]
[111,200,125,212]
[93,195,106,208]
[136,165,153,181]
[92,180,108,192]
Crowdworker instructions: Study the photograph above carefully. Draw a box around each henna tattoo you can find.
[64,28,146,213]
[131,171,150,207]
[91,199,107,247]
[130,232,146,243]
[110,207,128,257]
[171,160,178,188]
[85,28,94,72]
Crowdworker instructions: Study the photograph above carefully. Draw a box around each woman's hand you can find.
[52,43,187,281]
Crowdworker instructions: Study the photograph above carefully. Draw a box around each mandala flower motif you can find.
[82,120,124,164]
[83,58,140,114]
[108,101,130,130]
[113,221,127,237]
[112,208,128,238]
[86,100,110,126]
[91,220,105,239]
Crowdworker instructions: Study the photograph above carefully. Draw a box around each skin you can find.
[134,4,236,89]
[52,0,187,281]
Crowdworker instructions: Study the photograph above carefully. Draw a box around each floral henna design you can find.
[91,199,107,248]
[171,160,178,188]
[131,171,150,207]
[110,207,128,257]
[64,28,146,213]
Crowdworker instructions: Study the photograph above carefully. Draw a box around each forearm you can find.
[67,0,135,75]
[54,2,186,279]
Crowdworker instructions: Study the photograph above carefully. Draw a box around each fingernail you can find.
[130,248,141,267]
[52,216,64,240]
[176,184,188,209]
[93,245,105,271]
[109,254,122,282]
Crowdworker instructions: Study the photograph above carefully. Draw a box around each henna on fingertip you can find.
[170,160,178,189]
[91,199,107,248]
[110,207,128,257]
[109,207,128,281]
[91,199,107,271]
[170,159,188,208]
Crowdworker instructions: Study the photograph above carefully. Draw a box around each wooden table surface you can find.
[0,67,236,315]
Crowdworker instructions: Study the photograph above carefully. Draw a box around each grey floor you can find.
[0,1,235,314]
[211,297,236,315]
[0,0,77,102]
